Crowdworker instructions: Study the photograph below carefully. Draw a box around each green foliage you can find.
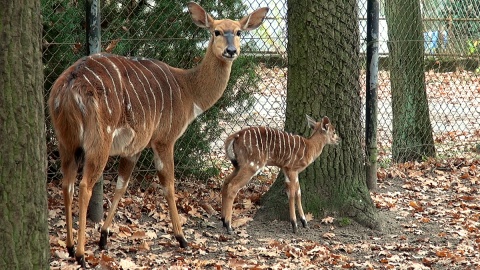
[42,0,260,181]
[378,157,392,169]
[101,0,200,65]
[337,217,352,227]
[467,40,479,55]
[42,0,85,93]
[444,1,480,64]
[175,56,259,180]
[466,40,480,72]
[442,1,480,39]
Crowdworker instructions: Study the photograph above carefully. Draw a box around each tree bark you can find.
[0,0,50,269]
[88,178,104,222]
[385,0,436,162]
[257,0,380,230]
[86,0,104,223]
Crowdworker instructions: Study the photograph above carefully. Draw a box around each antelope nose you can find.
[226,46,237,57]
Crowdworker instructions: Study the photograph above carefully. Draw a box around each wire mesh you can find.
[359,0,480,164]
[43,0,479,185]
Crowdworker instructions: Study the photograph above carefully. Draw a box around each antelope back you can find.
[225,116,339,170]
[225,126,307,168]
[49,54,184,157]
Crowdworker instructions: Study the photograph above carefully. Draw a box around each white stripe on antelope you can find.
[48,2,268,268]
[221,115,340,233]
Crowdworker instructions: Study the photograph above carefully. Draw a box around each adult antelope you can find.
[48,2,268,267]
[221,116,340,233]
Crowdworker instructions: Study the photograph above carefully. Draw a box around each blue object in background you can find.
[424,30,448,54]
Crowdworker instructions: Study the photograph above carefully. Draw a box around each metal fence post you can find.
[86,0,101,55]
[365,0,379,190]
[86,0,104,222]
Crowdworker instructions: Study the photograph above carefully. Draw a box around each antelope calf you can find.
[48,2,268,267]
[221,115,340,233]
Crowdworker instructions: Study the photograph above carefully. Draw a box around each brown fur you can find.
[48,2,268,267]
[221,116,340,233]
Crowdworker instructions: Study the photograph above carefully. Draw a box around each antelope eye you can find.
[236,30,242,36]
[214,30,221,36]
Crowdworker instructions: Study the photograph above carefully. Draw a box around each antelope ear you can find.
[239,7,269,31]
[187,2,214,29]
[321,116,330,130]
[305,115,317,129]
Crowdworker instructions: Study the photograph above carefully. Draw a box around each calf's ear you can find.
[305,115,317,129]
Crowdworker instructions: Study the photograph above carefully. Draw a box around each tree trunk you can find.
[86,0,104,223]
[385,0,436,162]
[0,0,50,269]
[257,0,379,230]
[88,178,104,222]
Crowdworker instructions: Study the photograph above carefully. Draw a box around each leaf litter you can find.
[47,154,480,269]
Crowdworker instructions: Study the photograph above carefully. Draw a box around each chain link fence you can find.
[360,0,480,164]
[43,0,479,185]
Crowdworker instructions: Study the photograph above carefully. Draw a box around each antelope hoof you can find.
[67,245,75,258]
[176,235,188,248]
[291,220,298,233]
[221,217,226,227]
[300,218,308,228]
[99,230,109,250]
[75,254,86,268]
[222,219,234,234]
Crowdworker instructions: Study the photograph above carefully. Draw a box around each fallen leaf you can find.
[199,201,217,215]
[232,217,252,228]
[55,250,70,259]
[322,232,335,239]
[119,258,137,269]
[138,241,150,251]
[321,216,334,224]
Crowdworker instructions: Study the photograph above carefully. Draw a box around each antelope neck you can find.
[307,133,326,155]
[184,44,233,111]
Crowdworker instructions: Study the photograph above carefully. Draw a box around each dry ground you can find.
[48,154,480,269]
